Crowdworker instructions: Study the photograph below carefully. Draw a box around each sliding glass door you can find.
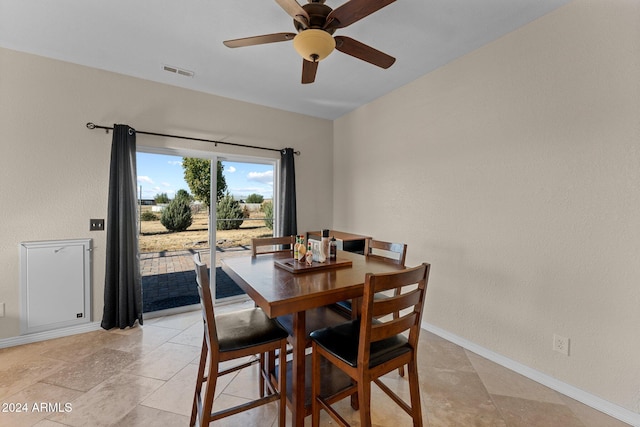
[136,147,277,314]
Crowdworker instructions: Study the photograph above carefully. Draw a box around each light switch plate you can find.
[90,219,105,231]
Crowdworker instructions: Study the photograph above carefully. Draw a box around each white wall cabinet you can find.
[20,239,92,334]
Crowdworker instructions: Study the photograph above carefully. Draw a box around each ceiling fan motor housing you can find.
[294,2,336,33]
[293,2,337,62]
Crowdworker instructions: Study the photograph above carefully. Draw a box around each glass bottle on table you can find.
[297,236,306,262]
[305,241,313,265]
[330,236,337,260]
[320,229,329,263]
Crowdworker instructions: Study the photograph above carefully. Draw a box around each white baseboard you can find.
[423,322,639,427]
[0,322,103,349]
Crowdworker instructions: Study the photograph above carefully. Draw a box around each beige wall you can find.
[0,47,333,339]
[334,0,639,414]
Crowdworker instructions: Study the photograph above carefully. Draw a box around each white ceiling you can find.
[0,0,571,120]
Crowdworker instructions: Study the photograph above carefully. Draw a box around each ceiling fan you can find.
[223,0,396,84]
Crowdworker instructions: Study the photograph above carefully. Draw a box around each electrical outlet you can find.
[553,334,570,356]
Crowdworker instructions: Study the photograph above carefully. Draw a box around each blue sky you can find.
[136,153,274,201]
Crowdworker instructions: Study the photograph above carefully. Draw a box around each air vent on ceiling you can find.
[163,64,194,78]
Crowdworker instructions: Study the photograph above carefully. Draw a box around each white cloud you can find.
[247,170,273,184]
[138,176,154,184]
[167,160,182,167]
[162,182,172,187]
[227,166,237,173]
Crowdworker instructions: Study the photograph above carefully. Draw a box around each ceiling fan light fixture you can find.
[293,29,335,62]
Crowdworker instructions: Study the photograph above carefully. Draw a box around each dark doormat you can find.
[142,267,245,313]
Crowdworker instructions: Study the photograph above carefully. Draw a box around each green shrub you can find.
[174,189,192,202]
[140,211,158,221]
[216,194,244,230]
[262,201,273,230]
[154,192,170,204]
[246,193,264,203]
[160,197,193,232]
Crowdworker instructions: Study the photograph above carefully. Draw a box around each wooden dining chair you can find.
[334,239,409,375]
[310,263,430,427]
[190,253,288,427]
[335,239,408,310]
[364,238,408,265]
[251,235,295,256]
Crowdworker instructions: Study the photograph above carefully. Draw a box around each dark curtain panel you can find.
[101,124,143,330]
[278,148,297,237]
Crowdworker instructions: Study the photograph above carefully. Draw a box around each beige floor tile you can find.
[206,392,279,427]
[141,363,201,417]
[125,341,200,380]
[168,320,204,347]
[39,330,126,362]
[0,355,67,401]
[220,362,266,400]
[465,350,565,405]
[144,310,201,330]
[103,324,182,356]
[326,389,420,427]
[419,339,506,426]
[419,331,475,373]
[0,382,82,426]
[0,340,52,365]
[42,348,138,392]
[559,394,632,427]
[117,404,190,426]
[46,373,164,427]
[491,394,585,427]
[32,420,68,426]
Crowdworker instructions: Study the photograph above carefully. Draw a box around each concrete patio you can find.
[140,246,251,313]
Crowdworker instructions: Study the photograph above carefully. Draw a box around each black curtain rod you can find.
[86,122,300,155]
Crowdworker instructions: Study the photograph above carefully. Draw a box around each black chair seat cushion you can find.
[310,319,410,368]
[216,308,288,353]
[276,306,350,342]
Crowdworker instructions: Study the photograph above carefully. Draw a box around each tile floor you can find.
[0,301,629,427]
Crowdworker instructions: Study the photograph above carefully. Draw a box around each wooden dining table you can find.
[221,250,405,427]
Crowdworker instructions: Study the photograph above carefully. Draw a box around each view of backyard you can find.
[137,154,276,312]
[139,205,272,313]
[139,206,272,253]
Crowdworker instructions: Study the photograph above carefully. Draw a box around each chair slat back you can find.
[370,288,422,318]
[358,263,430,367]
[365,239,407,266]
[194,253,218,352]
[251,236,295,257]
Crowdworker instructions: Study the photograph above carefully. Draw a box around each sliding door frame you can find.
[137,145,280,305]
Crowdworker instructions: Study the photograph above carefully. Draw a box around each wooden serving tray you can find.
[274,257,352,274]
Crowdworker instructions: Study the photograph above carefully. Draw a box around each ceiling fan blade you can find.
[275,0,310,28]
[334,36,395,69]
[324,0,395,30]
[301,59,318,84]
[223,32,296,48]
